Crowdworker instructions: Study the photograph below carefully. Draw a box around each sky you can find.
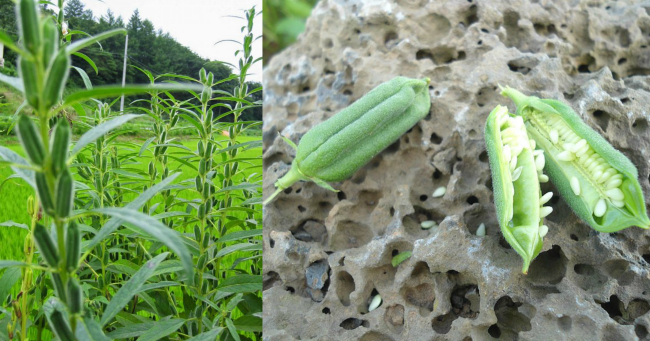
[74,0,263,82]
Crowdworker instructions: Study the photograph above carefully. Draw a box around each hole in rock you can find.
[286,286,295,294]
[284,187,292,194]
[338,191,347,201]
[591,110,610,132]
[431,313,455,334]
[492,296,533,338]
[527,245,567,284]
[384,31,398,47]
[466,196,479,205]
[403,283,435,313]
[420,195,428,202]
[558,315,572,331]
[431,133,443,144]
[269,238,275,248]
[385,304,405,329]
[298,205,306,212]
[336,271,355,306]
[488,324,501,338]
[329,220,372,251]
[636,324,649,339]
[416,50,434,62]
[340,318,369,330]
[263,271,281,291]
[479,151,488,162]
[323,307,331,314]
[359,331,393,341]
[291,220,327,243]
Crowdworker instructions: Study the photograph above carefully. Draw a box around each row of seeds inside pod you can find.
[545,114,625,217]
[497,110,551,238]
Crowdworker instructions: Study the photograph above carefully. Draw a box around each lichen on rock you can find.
[263,0,650,339]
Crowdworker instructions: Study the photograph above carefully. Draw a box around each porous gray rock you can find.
[262,0,650,340]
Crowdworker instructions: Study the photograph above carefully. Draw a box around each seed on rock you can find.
[550,129,559,144]
[432,187,446,198]
[540,206,553,218]
[512,166,523,182]
[539,225,549,238]
[605,188,624,201]
[570,177,580,196]
[557,151,575,162]
[594,198,607,217]
[540,192,553,205]
[476,223,486,236]
[369,294,382,312]
[421,220,436,229]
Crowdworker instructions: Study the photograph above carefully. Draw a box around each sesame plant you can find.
[0,1,262,340]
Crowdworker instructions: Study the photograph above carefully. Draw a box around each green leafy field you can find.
[0,135,261,262]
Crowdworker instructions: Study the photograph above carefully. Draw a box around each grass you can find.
[0,135,261,262]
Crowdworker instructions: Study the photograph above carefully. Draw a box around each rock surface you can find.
[262,0,650,340]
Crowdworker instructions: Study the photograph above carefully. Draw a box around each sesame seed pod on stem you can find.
[265,76,431,204]
[502,87,650,232]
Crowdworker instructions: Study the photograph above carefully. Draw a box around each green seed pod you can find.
[160,131,167,143]
[50,120,70,176]
[485,105,549,274]
[202,232,210,249]
[265,77,431,204]
[204,197,212,213]
[224,164,230,178]
[49,310,74,341]
[206,142,213,156]
[66,278,82,314]
[199,159,206,175]
[502,87,650,232]
[42,49,71,110]
[55,169,74,218]
[42,18,59,67]
[18,0,41,55]
[201,280,209,293]
[16,114,45,166]
[148,162,155,176]
[66,222,80,272]
[34,224,59,268]
[197,254,207,269]
[207,72,214,86]
[198,204,205,220]
[195,176,203,192]
[201,87,212,103]
[199,68,207,84]
[198,141,204,157]
[97,275,104,289]
[203,182,211,198]
[171,115,179,127]
[35,173,54,215]
[194,225,201,243]
[232,162,239,175]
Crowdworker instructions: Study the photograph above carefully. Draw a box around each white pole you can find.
[120,35,129,113]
